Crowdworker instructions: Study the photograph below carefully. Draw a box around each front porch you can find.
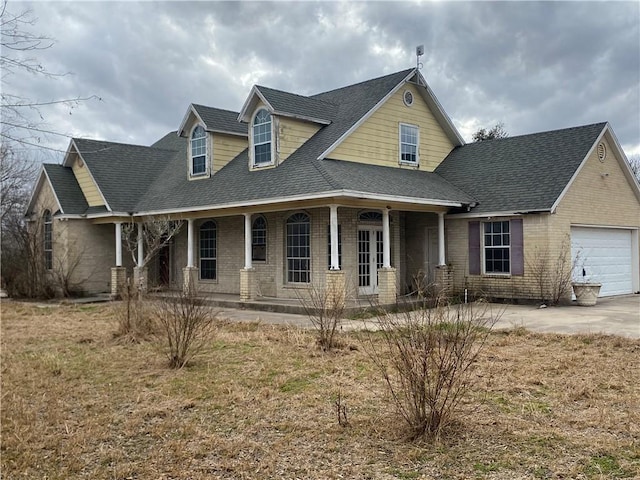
[106,204,454,306]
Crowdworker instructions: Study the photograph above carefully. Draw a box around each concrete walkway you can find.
[215,294,640,339]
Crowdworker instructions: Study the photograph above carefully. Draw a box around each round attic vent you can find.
[403,90,414,107]
[597,142,606,162]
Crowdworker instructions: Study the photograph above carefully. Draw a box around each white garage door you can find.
[570,227,633,297]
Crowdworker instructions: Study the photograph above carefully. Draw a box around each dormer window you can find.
[252,109,272,167]
[191,125,207,176]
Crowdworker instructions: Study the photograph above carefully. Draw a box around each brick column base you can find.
[240,268,256,301]
[434,265,453,298]
[183,267,199,295]
[133,266,148,294]
[325,270,346,309]
[377,267,397,306]
[110,267,127,299]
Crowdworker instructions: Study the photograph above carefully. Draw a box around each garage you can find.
[570,226,634,297]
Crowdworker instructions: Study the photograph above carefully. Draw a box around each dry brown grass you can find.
[1,300,639,479]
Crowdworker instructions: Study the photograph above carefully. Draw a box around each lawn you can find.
[1,300,638,479]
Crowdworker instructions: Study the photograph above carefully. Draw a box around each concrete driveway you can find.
[494,294,640,338]
[218,294,640,339]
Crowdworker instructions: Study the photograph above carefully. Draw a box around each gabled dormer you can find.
[178,104,248,180]
[238,85,336,170]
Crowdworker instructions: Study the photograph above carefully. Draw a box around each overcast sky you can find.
[4,1,640,163]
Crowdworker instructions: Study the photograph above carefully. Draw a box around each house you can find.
[25,68,640,304]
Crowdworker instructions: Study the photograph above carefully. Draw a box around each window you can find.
[199,221,217,280]
[253,109,272,166]
[326,224,342,269]
[191,125,207,175]
[252,215,267,261]
[399,123,419,164]
[286,212,310,283]
[484,221,510,274]
[43,210,52,270]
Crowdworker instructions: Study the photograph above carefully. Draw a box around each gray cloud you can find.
[6,0,639,161]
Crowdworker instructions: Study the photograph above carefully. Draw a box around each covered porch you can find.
[105,197,456,306]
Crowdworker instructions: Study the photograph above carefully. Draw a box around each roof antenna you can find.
[416,45,424,70]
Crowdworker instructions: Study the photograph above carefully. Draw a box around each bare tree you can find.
[628,153,640,183]
[1,1,98,152]
[1,143,36,222]
[472,122,508,142]
[122,217,182,269]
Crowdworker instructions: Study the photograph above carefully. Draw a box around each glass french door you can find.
[358,228,383,295]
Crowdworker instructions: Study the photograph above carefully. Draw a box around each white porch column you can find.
[187,218,195,268]
[329,205,340,270]
[244,213,252,269]
[382,208,391,268]
[137,222,144,267]
[438,212,446,266]
[115,221,123,267]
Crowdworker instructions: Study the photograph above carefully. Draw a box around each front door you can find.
[158,243,171,286]
[358,227,383,295]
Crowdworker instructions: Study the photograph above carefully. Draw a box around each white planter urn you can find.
[572,283,602,306]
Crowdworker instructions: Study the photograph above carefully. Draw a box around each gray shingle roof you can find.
[134,68,461,212]
[255,86,337,123]
[192,105,247,136]
[43,164,88,215]
[72,138,179,212]
[435,122,607,214]
[63,69,604,217]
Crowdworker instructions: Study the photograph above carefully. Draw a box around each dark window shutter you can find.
[510,218,524,276]
[468,221,481,275]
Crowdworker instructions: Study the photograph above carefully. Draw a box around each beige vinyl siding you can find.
[72,157,104,207]
[329,83,455,171]
[277,116,321,162]
[213,133,247,173]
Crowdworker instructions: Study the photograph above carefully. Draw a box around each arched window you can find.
[286,212,310,283]
[43,210,53,270]
[191,125,207,175]
[252,215,267,261]
[199,221,216,280]
[253,109,272,166]
[359,211,383,223]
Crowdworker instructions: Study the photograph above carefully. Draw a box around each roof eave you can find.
[413,70,465,146]
[272,111,331,125]
[132,189,468,217]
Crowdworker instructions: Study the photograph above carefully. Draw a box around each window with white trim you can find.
[399,123,419,165]
[253,109,272,167]
[199,221,217,280]
[483,221,510,274]
[43,210,52,270]
[252,215,267,262]
[191,125,207,176]
[286,212,310,283]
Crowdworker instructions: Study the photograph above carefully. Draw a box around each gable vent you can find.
[403,90,414,107]
[597,142,606,162]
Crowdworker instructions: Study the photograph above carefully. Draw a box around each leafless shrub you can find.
[526,236,574,305]
[298,280,348,351]
[154,290,218,369]
[113,278,154,343]
[334,390,349,427]
[366,295,501,441]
